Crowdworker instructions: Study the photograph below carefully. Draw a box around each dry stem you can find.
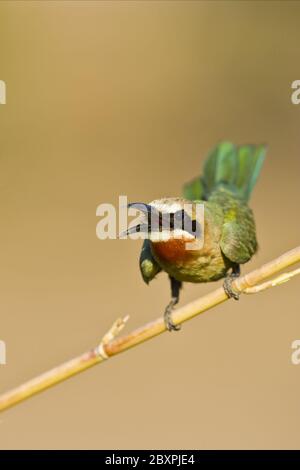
[0,246,299,413]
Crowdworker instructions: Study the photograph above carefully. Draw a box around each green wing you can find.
[139,239,161,284]
[220,204,258,265]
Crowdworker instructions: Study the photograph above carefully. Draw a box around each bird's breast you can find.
[151,239,199,264]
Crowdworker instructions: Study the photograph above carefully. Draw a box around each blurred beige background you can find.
[0,0,299,450]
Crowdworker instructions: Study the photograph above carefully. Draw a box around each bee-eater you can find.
[124,142,266,331]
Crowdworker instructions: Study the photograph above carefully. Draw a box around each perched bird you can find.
[124,142,266,331]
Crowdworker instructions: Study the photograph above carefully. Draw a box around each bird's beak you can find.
[127,202,154,215]
[119,202,160,238]
[121,223,150,237]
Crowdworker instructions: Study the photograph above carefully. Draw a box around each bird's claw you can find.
[223,276,240,300]
[165,317,181,332]
[164,299,181,332]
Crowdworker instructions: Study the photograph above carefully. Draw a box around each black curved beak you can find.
[127,203,154,214]
[120,202,160,237]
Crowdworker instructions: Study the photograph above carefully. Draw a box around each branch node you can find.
[94,315,130,359]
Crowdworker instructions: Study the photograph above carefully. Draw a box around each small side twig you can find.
[0,246,299,413]
[95,315,130,359]
[243,267,300,294]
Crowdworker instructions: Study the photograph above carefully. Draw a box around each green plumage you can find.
[140,142,266,285]
[139,239,161,283]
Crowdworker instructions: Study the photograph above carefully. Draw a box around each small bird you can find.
[124,142,266,331]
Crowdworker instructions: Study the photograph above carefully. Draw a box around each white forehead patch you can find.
[149,200,182,214]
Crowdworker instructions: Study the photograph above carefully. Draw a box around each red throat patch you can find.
[151,239,196,263]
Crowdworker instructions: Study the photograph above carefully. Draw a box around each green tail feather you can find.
[184,141,266,202]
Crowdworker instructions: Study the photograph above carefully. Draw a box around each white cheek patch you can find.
[149,231,170,242]
[172,229,194,240]
[150,229,194,242]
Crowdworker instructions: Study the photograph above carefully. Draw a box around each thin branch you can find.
[243,267,300,294]
[0,246,299,413]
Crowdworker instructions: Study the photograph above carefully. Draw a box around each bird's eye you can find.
[174,209,185,221]
[173,209,186,231]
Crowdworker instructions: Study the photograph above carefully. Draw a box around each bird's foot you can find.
[164,298,181,332]
[223,273,240,301]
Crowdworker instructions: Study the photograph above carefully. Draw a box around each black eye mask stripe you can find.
[123,203,202,238]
